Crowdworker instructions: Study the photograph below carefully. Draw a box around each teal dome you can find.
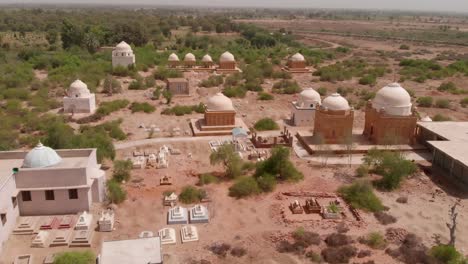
[23,142,62,168]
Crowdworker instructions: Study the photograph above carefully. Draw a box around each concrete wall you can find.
[0,175,19,255]
[15,168,88,189]
[63,94,96,114]
[432,148,468,190]
[291,104,315,126]
[112,55,135,68]
[18,187,91,216]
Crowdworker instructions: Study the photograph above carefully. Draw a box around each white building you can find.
[99,237,162,264]
[63,80,96,114]
[291,88,322,126]
[112,41,135,68]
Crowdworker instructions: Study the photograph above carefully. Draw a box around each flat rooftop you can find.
[417,121,468,142]
[166,78,188,82]
[100,237,162,264]
[418,122,468,165]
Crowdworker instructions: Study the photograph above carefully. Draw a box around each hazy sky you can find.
[2,0,468,13]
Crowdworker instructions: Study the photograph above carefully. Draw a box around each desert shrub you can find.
[230,247,247,257]
[112,65,130,76]
[197,173,219,186]
[161,103,205,116]
[374,211,397,225]
[179,186,206,204]
[356,164,369,177]
[112,160,132,182]
[228,177,261,198]
[325,233,352,247]
[224,73,242,86]
[272,70,292,79]
[223,85,247,98]
[257,92,274,100]
[272,79,301,94]
[322,245,357,264]
[306,251,323,263]
[429,245,466,264]
[96,99,130,117]
[53,251,95,264]
[435,98,450,108]
[253,118,279,131]
[400,44,410,50]
[144,76,155,88]
[256,173,277,192]
[433,114,452,121]
[460,97,468,107]
[317,87,327,96]
[255,146,303,182]
[416,96,433,107]
[314,59,386,83]
[396,196,408,203]
[153,66,183,80]
[293,227,321,246]
[208,242,231,258]
[129,102,155,113]
[128,76,145,90]
[338,181,384,212]
[107,179,127,204]
[359,74,377,86]
[200,75,224,87]
[389,233,432,264]
[364,232,387,249]
[210,144,243,179]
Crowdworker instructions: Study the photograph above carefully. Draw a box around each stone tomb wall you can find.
[314,109,354,144]
[204,111,236,128]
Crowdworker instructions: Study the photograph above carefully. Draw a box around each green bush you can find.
[130,102,156,113]
[128,76,145,90]
[399,44,410,50]
[365,232,386,249]
[197,173,219,186]
[416,96,433,107]
[53,251,95,264]
[356,164,369,178]
[433,114,452,122]
[229,177,261,198]
[107,179,127,204]
[460,97,468,107]
[256,173,277,192]
[112,160,132,182]
[257,92,274,100]
[435,99,450,108]
[272,79,301,94]
[317,87,327,96]
[255,146,304,182]
[223,86,247,98]
[153,66,183,80]
[161,103,205,116]
[200,75,224,87]
[338,181,384,212]
[359,74,377,86]
[429,245,466,264]
[253,118,279,131]
[96,99,130,117]
[179,186,206,204]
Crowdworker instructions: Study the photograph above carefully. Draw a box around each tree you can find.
[45,30,58,46]
[342,134,356,167]
[112,160,132,182]
[253,118,279,131]
[54,251,95,264]
[229,177,261,198]
[162,90,173,105]
[210,144,243,179]
[255,146,303,182]
[447,201,460,247]
[338,181,384,212]
[61,19,84,49]
[107,180,126,204]
[102,75,122,95]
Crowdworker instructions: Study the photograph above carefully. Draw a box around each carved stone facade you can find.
[314,108,354,144]
[288,60,306,70]
[363,102,417,144]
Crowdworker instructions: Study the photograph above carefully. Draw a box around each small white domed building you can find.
[286,52,310,73]
[218,51,237,71]
[112,41,135,68]
[184,53,196,67]
[201,54,213,68]
[363,83,417,144]
[291,88,322,126]
[63,79,96,114]
[168,53,180,68]
[314,93,354,143]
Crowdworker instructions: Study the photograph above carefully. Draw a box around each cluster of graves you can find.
[131,145,178,170]
[289,198,344,219]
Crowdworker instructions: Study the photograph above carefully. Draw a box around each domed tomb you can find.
[201,54,213,68]
[321,93,350,111]
[314,93,354,143]
[112,41,135,68]
[287,52,307,70]
[68,80,90,98]
[23,142,62,168]
[206,93,234,111]
[184,53,196,67]
[291,88,321,126]
[168,53,180,68]
[63,80,96,113]
[297,88,321,108]
[218,51,236,70]
[372,83,412,116]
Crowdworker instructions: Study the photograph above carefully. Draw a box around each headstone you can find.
[158,228,176,245]
[180,225,199,243]
[75,211,92,230]
[98,210,114,232]
[167,206,188,225]
[189,204,209,223]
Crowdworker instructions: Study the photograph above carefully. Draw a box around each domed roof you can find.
[115,41,132,52]
[184,53,196,62]
[68,79,90,98]
[421,116,432,122]
[168,53,180,62]
[290,53,305,62]
[202,54,213,62]
[372,83,412,116]
[298,88,321,107]
[23,142,62,168]
[220,51,235,62]
[322,93,350,111]
[207,92,234,111]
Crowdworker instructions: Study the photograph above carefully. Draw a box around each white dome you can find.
[207,92,234,111]
[322,93,350,111]
[421,116,432,122]
[373,83,412,116]
[114,41,132,52]
[68,79,90,98]
[168,53,180,62]
[202,54,213,62]
[184,53,196,62]
[23,142,62,168]
[290,53,305,62]
[297,88,321,108]
[220,51,235,62]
